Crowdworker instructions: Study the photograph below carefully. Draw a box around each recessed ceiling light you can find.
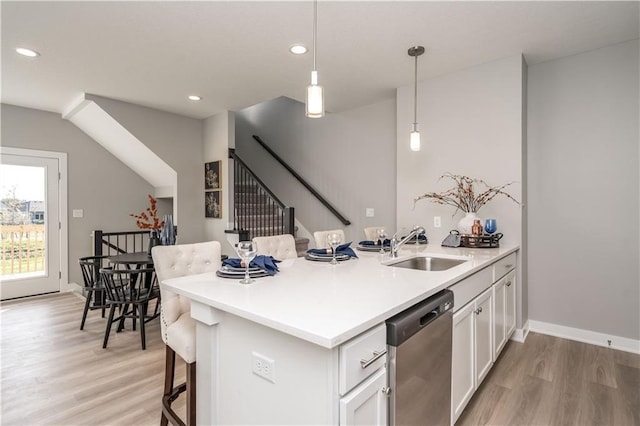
[16,47,40,57]
[188,95,202,101]
[290,45,307,55]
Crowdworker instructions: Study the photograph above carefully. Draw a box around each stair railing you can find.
[252,135,351,226]
[229,149,295,239]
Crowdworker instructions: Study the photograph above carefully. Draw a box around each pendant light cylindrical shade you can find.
[306,0,324,118]
[408,46,425,151]
[306,71,324,118]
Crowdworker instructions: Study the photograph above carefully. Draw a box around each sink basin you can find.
[386,256,468,271]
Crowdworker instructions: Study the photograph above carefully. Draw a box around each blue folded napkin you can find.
[222,255,281,276]
[307,242,358,258]
[359,239,391,247]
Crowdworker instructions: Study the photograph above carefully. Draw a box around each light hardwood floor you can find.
[1,293,638,425]
[0,292,185,426]
[457,332,640,426]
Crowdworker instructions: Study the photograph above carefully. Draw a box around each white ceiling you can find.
[2,1,638,119]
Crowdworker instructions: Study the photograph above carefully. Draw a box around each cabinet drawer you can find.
[339,324,386,396]
[448,266,492,313]
[493,253,516,281]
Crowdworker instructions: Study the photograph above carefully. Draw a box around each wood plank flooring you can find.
[1,293,638,425]
[0,293,185,426]
[457,332,640,426]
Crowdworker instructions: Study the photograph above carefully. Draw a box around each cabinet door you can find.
[492,278,506,360]
[339,367,388,426]
[505,270,516,338]
[451,302,475,425]
[474,288,493,387]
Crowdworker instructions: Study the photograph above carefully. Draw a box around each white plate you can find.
[216,270,269,279]
[219,266,263,275]
[305,253,351,262]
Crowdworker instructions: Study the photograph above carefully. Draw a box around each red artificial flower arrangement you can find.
[130,194,165,231]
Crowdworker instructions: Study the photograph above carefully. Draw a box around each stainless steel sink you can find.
[387,256,468,271]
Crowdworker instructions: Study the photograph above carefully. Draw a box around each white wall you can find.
[235,96,397,245]
[204,110,237,256]
[1,104,155,286]
[396,55,526,327]
[527,39,639,341]
[86,95,205,244]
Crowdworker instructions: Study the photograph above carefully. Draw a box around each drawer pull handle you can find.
[381,387,392,396]
[505,264,514,269]
[475,307,483,315]
[506,281,512,287]
[360,350,386,369]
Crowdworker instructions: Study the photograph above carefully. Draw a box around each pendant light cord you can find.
[413,52,418,125]
[313,0,318,72]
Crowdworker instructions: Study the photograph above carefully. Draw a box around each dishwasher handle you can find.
[386,289,454,347]
[420,310,438,327]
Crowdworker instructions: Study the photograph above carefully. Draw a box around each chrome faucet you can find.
[390,226,426,258]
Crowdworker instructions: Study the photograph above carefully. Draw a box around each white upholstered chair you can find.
[252,234,298,260]
[313,229,346,249]
[363,227,384,241]
[152,241,222,426]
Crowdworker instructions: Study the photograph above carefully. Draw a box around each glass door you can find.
[0,153,60,299]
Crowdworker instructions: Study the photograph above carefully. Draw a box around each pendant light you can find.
[306,0,324,118]
[408,46,425,151]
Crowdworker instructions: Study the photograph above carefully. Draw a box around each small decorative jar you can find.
[472,219,483,236]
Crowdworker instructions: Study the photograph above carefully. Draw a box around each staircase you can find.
[229,150,309,256]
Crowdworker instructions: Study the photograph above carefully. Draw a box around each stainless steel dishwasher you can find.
[386,289,454,426]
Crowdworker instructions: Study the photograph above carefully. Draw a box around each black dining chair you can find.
[100,266,160,350]
[78,256,109,330]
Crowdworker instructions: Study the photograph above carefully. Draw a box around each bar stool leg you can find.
[161,345,176,426]
[186,362,196,426]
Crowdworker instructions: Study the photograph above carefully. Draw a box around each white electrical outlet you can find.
[434,216,441,228]
[72,209,84,218]
[366,208,375,217]
[252,351,275,383]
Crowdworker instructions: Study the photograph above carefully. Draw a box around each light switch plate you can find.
[72,209,84,218]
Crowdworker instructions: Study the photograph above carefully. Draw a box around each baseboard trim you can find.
[529,320,640,354]
[510,320,530,343]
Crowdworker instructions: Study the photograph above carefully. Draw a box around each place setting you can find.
[305,232,358,265]
[217,241,281,284]
[357,227,391,253]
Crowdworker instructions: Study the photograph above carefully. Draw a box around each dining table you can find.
[107,251,158,323]
[108,251,154,268]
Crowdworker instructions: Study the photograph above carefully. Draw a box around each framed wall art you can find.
[205,160,221,190]
[205,190,222,219]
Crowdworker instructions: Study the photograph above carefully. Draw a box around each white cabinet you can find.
[451,287,493,424]
[492,277,507,358]
[339,324,387,425]
[451,302,475,423]
[451,251,518,425]
[474,288,493,386]
[493,269,516,360]
[339,367,388,426]
[505,270,516,338]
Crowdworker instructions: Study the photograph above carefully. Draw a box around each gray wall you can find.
[235,96,397,244]
[528,39,639,340]
[87,95,204,244]
[1,103,154,285]
[396,55,526,328]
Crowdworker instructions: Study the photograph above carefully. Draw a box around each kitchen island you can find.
[162,244,518,425]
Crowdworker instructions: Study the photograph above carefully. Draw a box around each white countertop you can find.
[162,244,518,349]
